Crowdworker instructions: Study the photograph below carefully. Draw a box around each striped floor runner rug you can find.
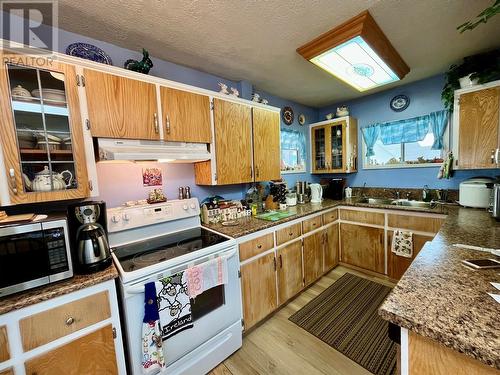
[289,273,396,375]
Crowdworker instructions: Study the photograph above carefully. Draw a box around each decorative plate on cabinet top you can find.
[298,114,306,125]
[390,94,410,112]
[282,106,294,125]
[66,42,113,65]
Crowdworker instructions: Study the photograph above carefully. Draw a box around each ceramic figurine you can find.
[230,87,239,97]
[218,83,229,95]
[336,105,349,117]
[261,99,269,105]
[326,113,334,120]
[252,93,261,102]
[124,48,153,74]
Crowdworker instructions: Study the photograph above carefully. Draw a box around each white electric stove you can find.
[108,198,242,375]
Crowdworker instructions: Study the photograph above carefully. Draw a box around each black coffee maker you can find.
[322,178,346,200]
[67,201,111,273]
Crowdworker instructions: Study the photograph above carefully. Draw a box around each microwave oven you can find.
[0,218,73,298]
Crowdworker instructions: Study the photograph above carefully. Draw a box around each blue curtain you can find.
[379,116,429,145]
[429,110,448,150]
[361,125,380,157]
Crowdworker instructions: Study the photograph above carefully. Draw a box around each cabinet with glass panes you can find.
[310,117,358,174]
[0,56,89,204]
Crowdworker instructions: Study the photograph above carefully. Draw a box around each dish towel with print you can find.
[141,282,165,375]
[392,230,413,258]
[155,272,193,340]
[185,256,229,299]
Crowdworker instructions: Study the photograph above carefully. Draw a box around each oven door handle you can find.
[124,246,238,296]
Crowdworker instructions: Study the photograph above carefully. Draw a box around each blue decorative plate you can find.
[65,42,113,65]
[390,94,410,112]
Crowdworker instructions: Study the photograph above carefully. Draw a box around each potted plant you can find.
[441,48,500,111]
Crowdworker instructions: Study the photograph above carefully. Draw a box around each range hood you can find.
[97,138,211,163]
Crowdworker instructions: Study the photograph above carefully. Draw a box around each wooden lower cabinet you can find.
[324,223,339,272]
[303,231,324,286]
[24,325,118,375]
[0,368,13,375]
[0,326,9,363]
[277,240,303,305]
[240,252,277,330]
[340,223,384,274]
[387,231,433,279]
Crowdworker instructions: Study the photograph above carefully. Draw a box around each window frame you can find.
[361,120,450,170]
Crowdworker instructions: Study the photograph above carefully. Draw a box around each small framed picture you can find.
[142,167,162,186]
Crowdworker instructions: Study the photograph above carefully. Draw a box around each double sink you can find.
[358,197,436,209]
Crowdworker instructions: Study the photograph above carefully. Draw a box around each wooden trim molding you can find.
[296,10,409,79]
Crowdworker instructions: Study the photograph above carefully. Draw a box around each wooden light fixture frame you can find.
[297,10,409,79]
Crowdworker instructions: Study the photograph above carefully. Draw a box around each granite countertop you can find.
[203,198,448,238]
[0,264,118,315]
[379,207,500,369]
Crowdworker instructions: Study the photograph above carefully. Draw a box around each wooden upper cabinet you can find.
[252,108,280,181]
[458,87,500,169]
[240,252,277,330]
[160,86,211,143]
[84,69,159,140]
[0,56,89,205]
[277,240,303,305]
[213,99,253,184]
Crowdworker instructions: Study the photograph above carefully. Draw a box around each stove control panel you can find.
[107,198,200,233]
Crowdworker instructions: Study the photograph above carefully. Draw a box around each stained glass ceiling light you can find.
[297,11,409,91]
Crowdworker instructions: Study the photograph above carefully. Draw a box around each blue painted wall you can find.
[318,75,499,189]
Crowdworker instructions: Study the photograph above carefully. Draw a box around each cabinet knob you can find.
[65,317,75,326]
[289,232,293,236]
[257,244,262,249]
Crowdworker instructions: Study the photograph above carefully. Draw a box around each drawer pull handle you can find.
[257,245,262,249]
[65,317,75,326]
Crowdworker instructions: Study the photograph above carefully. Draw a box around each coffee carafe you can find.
[68,201,111,273]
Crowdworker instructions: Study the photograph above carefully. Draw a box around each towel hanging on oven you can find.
[186,256,229,299]
[141,282,165,374]
[391,230,413,258]
[155,271,193,340]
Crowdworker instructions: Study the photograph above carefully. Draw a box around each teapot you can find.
[23,166,73,192]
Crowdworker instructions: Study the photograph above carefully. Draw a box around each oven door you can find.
[120,245,242,373]
[0,223,50,297]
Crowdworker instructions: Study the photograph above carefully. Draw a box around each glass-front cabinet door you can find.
[329,121,346,172]
[0,56,89,204]
[312,126,327,172]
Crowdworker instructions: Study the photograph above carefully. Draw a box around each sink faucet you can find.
[361,182,367,198]
[393,190,400,200]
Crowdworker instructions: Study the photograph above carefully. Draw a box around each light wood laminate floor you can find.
[209,266,395,375]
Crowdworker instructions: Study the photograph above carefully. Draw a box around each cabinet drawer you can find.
[0,326,9,363]
[302,216,322,234]
[239,233,274,261]
[339,209,384,226]
[19,291,111,351]
[387,213,444,234]
[276,223,302,246]
[322,209,338,224]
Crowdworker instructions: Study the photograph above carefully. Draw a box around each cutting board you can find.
[255,211,295,222]
[0,213,36,224]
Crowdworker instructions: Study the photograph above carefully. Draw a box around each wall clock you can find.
[282,106,294,125]
[390,94,410,112]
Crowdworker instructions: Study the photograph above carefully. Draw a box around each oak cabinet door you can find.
[340,223,385,274]
[387,231,433,280]
[252,108,280,181]
[324,223,339,272]
[458,87,500,169]
[160,87,211,143]
[240,252,277,330]
[24,325,118,375]
[84,69,159,140]
[213,99,253,184]
[0,56,89,204]
[303,231,324,286]
[277,240,303,305]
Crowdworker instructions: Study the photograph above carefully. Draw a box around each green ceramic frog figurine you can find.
[124,48,153,74]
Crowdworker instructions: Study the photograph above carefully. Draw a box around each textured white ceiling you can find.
[57,0,500,107]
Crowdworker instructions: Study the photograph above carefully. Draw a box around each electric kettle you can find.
[309,183,323,204]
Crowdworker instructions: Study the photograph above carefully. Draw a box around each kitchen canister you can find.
[345,187,352,198]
